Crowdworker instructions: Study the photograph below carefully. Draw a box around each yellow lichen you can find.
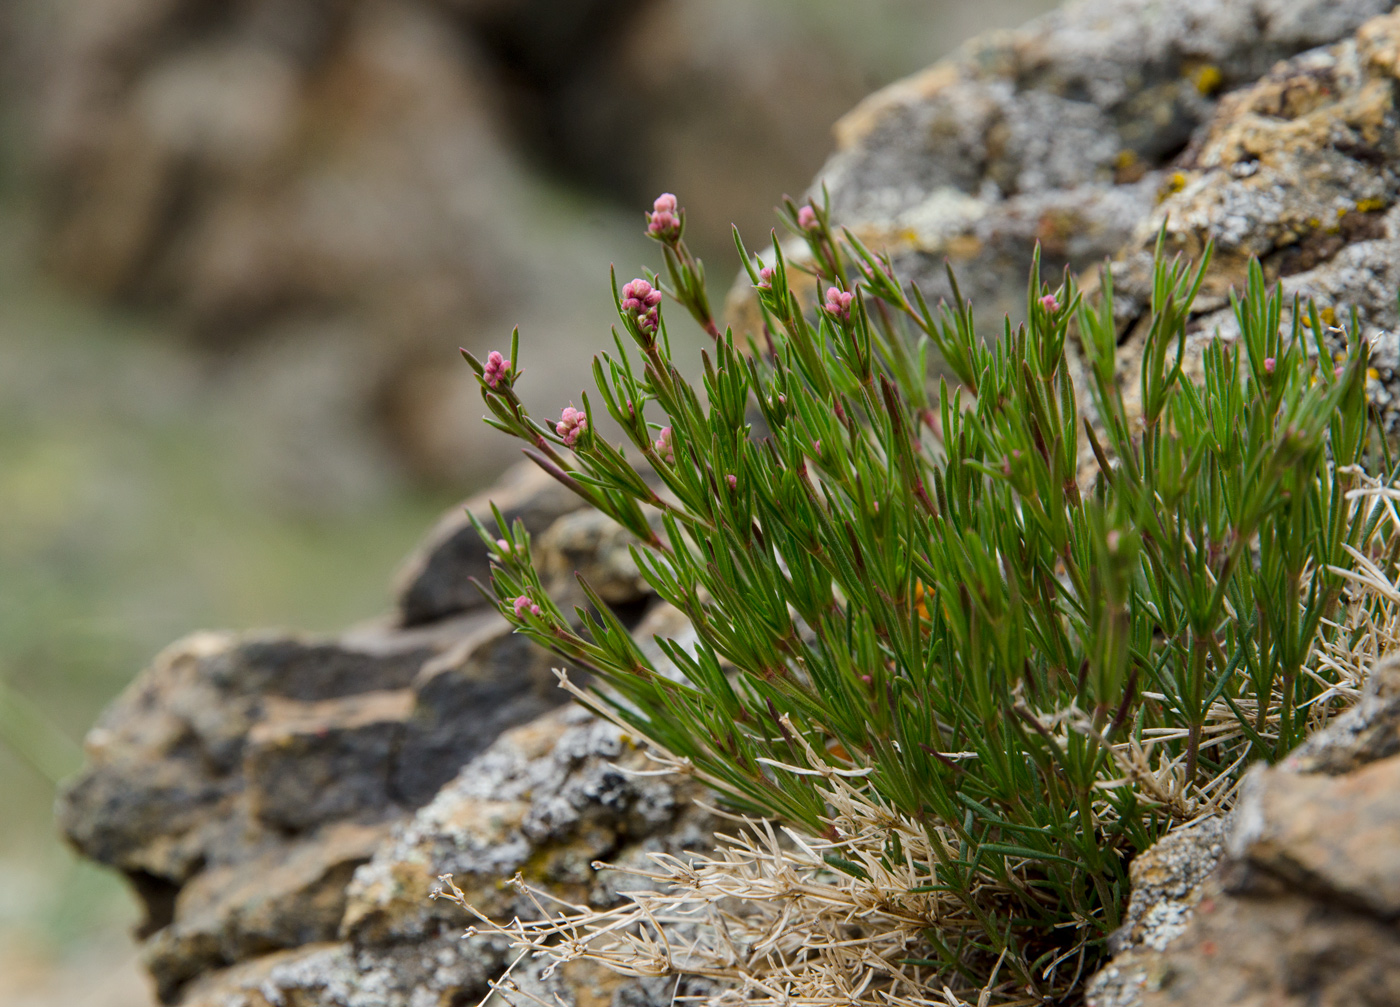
[1191,64,1224,96]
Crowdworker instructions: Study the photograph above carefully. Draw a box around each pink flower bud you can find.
[797,206,819,231]
[513,595,541,618]
[1040,294,1060,313]
[654,425,675,463]
[483,350,511,388]
[621,278,662,334]
[756,266,776,290]
[824,286,855,323]
[1263,357,1276,374]
[1335,364,1345,379]
[496,538,510,553]
[1106,530,1122,553]
[725,473,737,490]
[646,194,682,242]
[556,406,587,447]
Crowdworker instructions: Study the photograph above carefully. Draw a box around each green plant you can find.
[459,193,1395,1001]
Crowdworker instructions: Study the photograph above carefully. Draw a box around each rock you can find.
[728,0,1394,337]
[1086,654,1400,1007]
[161,704,712,1007]
[393,460,589,626]
[390,612,562,806]
[55,608,569,983]
[1109,815,1230,955]
[141,823,389,1003]
[246,691,417,833]
[1282,656,1400,774]
[342,703,710,945]
[537,506,650,608]
[1230,753,1400,920]
[1107,8,1400,433]
[1088,883,1400,1007]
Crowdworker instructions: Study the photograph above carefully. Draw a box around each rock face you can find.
[730,0,1394,334]
[1108,9,1400,434]
[1084,661,1400,1007]
[56,458,700,1006]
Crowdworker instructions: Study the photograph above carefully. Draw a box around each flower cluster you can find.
[823,285,854,322]
[512,594,541,618]
[482,350,511,388]
[621,278,662,336]
[654,424,674,463]
[646,193,682,243]
[555,405,586,447]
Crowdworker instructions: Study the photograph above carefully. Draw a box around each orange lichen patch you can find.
[945,233,984,259]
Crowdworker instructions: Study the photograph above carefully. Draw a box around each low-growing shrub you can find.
[452,193,1399,1004]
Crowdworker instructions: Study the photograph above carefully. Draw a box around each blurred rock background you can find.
[0,1,1056,1004]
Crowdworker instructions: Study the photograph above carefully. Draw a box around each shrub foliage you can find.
[461,195,1391,998]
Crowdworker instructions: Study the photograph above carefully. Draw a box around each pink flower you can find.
[824,286,855,323]
[797,205,819,231]
[483,350,511,388]
[654,425,675,463]
[513,595,542,618]
[1264,357,1276,374]
[1040,293,1060,313]
[556,406,587,447]
[647,193,682,242]
[725,473,737,490]
[756,266,776,290]
[621,277,663,335]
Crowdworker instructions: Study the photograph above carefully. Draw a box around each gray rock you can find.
[1087,651,1400,1006]
[729,0,1395,337]
[393,461,587,626]
[55,608,571,1001]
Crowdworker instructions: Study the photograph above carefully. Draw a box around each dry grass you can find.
[435,472,1400,1007]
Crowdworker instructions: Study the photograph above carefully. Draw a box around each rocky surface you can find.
[1085,660,1400,1007]
[1108,8,1400,434]
[729,0,1395,334]
[55,459,695,1007]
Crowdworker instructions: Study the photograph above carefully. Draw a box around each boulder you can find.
[55,607,567,991]
[393,461,588,626]
[729,0,1394,336]
[1085,659,1400,1007]
[1108,9,1400,434]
